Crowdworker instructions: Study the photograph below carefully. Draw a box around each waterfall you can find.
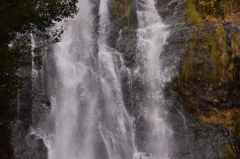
[38,0,136,158]
[135,0,172,158]
[32,0,172,159]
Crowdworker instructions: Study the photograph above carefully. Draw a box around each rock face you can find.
[165,0,240,155]
[164,87,239,158]
[13,43,49,158]
[157,0,240,158]
[13,0,240,158]
[111,0,240,158]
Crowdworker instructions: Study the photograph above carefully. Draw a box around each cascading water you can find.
[36,0,136,159]
[31,0,172,159]
[135,0,172,158]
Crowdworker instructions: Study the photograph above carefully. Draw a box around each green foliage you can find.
[0,0,78,150]
[186,0,240,22]
[0,0,78,43]
[219,0,240,15]
[182,0,240,85]
[196,0,223,19]
[113,0,134,28]
[208,23,239,83]
[175,1,240,148]
[185,0,204,26]
[114,0,127,17]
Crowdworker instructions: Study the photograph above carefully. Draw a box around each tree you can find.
[0,0,78,157]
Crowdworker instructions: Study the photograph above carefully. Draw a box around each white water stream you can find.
[136,0,172,158]
[34,0,172,159]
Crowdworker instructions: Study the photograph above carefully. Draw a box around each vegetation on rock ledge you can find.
[113,0,135,29]
[173,0,240,154]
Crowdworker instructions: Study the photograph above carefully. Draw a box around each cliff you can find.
[12,0,240,158]
[172,1,240,142]
[170,0,240,154]
[112,0,240,158]
[166,0,240,158]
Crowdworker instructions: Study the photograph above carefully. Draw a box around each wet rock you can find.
[13,121,48,159]
[164,88,238,158]
[117,30,137,67]
[117,0,240,157]
[16,67,33,127]
[159,0,240,158]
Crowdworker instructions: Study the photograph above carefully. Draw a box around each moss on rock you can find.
[172,0,240,157]
[113,0,135,28]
